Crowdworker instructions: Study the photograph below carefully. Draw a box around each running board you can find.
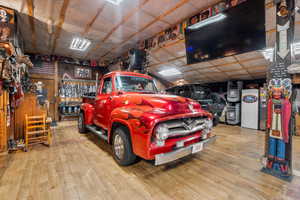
[86,125,108,141]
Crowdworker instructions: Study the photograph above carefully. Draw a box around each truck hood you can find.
[117,93,208,116]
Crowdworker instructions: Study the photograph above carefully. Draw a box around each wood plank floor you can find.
[0,122,300,200]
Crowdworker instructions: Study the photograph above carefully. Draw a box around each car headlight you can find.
[155,124,169,141]
[202,119,213,136]
[205,119,213,130]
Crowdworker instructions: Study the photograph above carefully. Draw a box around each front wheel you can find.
[112,127,137,166]
[78,112,87,133]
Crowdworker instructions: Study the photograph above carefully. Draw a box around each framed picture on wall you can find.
[74,66,92,79]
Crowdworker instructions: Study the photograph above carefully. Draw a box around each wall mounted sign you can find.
[242,95,258,103]
[74,67,92,79]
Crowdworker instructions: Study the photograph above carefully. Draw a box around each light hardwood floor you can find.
[0,122,300,200]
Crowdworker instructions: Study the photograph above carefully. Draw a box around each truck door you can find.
[94,77,113,129]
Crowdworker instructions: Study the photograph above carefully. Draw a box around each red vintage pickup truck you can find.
[79,71,216,166]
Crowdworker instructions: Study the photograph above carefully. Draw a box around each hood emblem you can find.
[188,104,196,113]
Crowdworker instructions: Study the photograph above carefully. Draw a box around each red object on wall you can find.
[90,60,97,67]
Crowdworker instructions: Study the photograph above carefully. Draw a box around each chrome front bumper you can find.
[155,135,216,166]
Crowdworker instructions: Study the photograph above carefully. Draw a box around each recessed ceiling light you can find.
[105,0,123,5]
[158,68,181,76]
[70,37,91,51]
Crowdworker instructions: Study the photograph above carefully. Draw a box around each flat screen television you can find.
[185,0,266,64]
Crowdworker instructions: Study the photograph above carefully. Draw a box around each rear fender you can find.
[80,103,95,125]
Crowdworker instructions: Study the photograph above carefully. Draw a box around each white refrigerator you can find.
[241,89,259,129]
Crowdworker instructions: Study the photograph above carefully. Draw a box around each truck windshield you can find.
[116,75,158,93]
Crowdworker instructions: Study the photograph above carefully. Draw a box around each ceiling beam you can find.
[100,0,192,59]
[86,0,152,58]
[25,0,37,51]
[82,2,107,35]
[46,0,55,52]
[142,9,172,26]
[51,0,70,54]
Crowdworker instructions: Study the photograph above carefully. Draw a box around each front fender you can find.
[110,106,153,158]
[80,103,95,125]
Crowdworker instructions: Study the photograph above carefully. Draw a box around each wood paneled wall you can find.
[0,91,9,153]
[12,62,102,139]
[13,93,46,140]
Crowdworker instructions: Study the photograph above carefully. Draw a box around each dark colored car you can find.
[166,84,227,126]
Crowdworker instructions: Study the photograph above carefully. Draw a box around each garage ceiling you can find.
[1,0,220,59]
[1,0,299,84]
[148,1,300,84]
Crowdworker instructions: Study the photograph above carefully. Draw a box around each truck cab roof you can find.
[104,71,153,80]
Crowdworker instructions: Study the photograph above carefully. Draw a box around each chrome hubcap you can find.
[114,134,125,160]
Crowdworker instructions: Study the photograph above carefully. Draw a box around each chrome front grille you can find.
[159,117,208,138]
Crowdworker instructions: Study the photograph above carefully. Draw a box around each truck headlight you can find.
[155,124,169,141]
[205,119,213,130]
[202,119,213,137]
